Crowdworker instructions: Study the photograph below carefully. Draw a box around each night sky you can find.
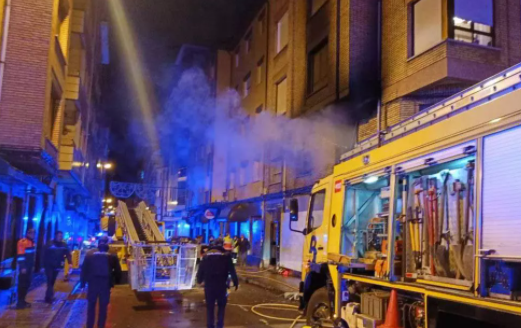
[104,0,265,182]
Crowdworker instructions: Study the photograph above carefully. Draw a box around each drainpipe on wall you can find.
[376,0,383,147]
[0,0,12,103]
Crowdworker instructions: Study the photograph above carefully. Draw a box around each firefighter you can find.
[43,231,72,303]
[16,228,36,309]
[223,233,233,252]
[81,241,121,328]
[197,242,238,328]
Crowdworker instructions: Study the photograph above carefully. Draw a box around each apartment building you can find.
[206,0,379,269]
[0,0,109,268]
[156,0,521,272]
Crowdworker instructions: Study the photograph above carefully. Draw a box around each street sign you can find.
[204,209,216,220]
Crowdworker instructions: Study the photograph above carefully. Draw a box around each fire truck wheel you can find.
[306,287,334,327]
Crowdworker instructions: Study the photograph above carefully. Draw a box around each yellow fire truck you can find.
[290,64,521,327]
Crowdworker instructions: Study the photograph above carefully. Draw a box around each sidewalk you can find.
[236,266,301,294]
[0,271,79,328]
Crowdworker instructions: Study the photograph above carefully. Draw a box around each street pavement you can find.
[0,272,79,328]
[48,282,306,328]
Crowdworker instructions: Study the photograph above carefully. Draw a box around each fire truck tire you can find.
[306,287,333,326]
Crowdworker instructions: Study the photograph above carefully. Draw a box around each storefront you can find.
[219,202,263,264]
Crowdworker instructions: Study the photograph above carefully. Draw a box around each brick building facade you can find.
[155,0,521,271]
[0,0,109,268]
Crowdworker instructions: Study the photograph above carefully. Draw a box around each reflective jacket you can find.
[16,238,35,271]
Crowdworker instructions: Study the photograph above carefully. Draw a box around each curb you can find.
[44,277,81,328]
[238,274,299,294]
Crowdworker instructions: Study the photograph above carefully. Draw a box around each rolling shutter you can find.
[482,126,521,256]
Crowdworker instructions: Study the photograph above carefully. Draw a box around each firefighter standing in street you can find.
[197,242,239,328]
[81,240,121,328]
[16,228,36,309]
[223,233,233,253]
[43,231,72,303]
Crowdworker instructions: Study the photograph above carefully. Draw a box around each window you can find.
[310,0,328,16]
[308,39,328,94]
[412,0,494,56]
[235,48,240,67]
[277,12,289,53]
[239,162,248,186]
[296,150,313,177]
[245,30,253,54]
[308,190,326,232]
[451,0,493,47]
[229,170,236,189]
[253,161,263,182]
[258,10,266,35]
[269,159,283,185]
[243,73,251,98]
[413,0,443,56]
[276,78,287,116]
[256,57,264,85]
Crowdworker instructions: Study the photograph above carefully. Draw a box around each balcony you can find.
[383,40,504,104]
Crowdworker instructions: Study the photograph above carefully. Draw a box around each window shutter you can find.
[454,0,493,26]
[482,126,521,256]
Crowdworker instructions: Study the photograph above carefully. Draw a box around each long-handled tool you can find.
[412,181,423,272]
[452,179,466,279]
[401,177,408,278]
[461,161,475,280]
[423,178,434,275]
[434,172,451,277]
[427,179,437,276]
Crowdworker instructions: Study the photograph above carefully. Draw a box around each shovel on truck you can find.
[452,179,467,279]
[461,161,475,280]
[434,172,451,277]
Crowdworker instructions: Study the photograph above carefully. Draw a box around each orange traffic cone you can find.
[378,289,402,328]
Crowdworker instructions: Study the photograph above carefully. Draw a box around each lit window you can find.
[243,73,251,98]
[277,12,289,53]
[412,0,494,56]
[276,78,287,116]
[452,0,493,47]
[308,39,328,94]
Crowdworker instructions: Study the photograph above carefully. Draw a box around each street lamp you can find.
[97,162,114,170]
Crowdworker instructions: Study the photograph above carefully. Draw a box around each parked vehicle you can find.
[290,64,521,327]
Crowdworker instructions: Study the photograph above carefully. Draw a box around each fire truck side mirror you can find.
[289,199,299,222]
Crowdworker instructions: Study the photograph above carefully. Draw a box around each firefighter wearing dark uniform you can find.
[196,244,239,328]
[81,242,121,328]
[43,231,72,303]
[16,228,36,309]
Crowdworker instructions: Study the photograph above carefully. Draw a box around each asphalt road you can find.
[48,283,305,328]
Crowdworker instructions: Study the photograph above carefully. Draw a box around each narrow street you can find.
[49,283,304,328]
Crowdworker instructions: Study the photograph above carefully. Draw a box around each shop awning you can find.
[220,202,261,222]
[0,158,51,193]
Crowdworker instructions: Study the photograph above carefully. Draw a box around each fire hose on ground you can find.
[229,303,305,328]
